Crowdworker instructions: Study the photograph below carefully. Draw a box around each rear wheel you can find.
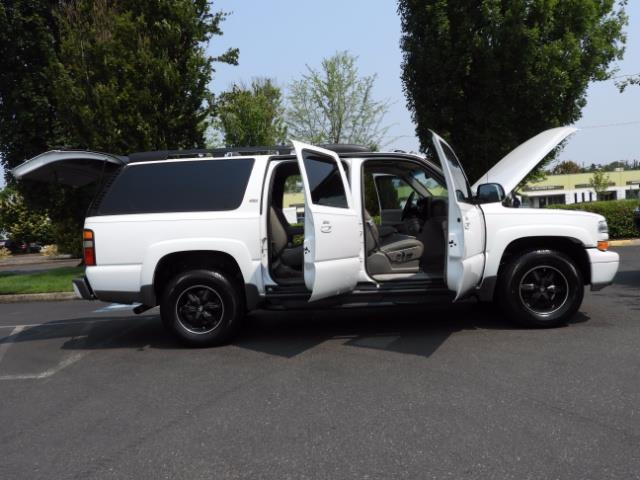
[497,249,584,328]
[161,269,243,346]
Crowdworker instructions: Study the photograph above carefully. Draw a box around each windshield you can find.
[408,169,448,198]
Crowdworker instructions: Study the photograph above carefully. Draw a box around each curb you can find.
[609,239,640,247]
[0,292,77,304]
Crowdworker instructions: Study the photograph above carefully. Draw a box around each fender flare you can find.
[140,238,260,289]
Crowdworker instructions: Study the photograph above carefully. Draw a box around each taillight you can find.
[83,229,96,266]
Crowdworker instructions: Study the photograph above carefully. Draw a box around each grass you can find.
[0,266,84,294]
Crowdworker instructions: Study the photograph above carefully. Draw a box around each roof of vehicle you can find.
[127,144,373,163]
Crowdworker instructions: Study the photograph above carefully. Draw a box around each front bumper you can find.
[72,276,95,300]
[587,248,619,291]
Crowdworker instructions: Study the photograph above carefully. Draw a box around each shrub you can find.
[0,247,11,259]
[549,199,639,239]
[40,244,59,257]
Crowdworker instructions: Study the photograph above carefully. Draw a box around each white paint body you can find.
[11,127,620,306]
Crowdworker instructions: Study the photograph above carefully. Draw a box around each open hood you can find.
[471,127,577,195]
[11,150,127,187]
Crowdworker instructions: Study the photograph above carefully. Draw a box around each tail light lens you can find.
[83,229,96,266]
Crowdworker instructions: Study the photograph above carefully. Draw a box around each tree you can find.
[214,78,287,147]
[0,187,53,244]
[589,170,611,200]
[617,75,640,92]
[0,0,237,254]
[286,51,391,149]
[399,0,628,182]
[552,160,582,175]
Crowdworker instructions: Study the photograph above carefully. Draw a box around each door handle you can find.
[320,221,332,233]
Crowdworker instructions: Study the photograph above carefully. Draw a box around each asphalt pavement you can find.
[0,246,639,479]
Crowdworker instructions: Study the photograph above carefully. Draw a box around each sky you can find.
[2,1,639,187]
[209,0,640,168]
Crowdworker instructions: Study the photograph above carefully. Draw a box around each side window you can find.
[376,176,411,210]
[97,158,254,215]
[302,151,348,208]
[440,141,471,202]
[282,173,304,225]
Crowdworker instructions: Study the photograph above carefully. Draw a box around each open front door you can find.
[292,141,361,301]
[431,133,486,300]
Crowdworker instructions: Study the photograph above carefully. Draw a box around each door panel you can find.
[292,141,361,301]
[11,150,125,186]
[431,133,486,300]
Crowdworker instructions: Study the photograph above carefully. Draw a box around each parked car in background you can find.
[1,239,24,254]
[0,239,43,254]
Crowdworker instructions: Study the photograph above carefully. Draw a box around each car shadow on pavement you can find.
[0,301,591,360]
[612,270,640,289]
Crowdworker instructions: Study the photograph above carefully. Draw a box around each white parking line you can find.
[0,317,138,330]
[0,319,145,381]
[93,303,140,313]
[0,352,87,381]
[0,325,25,365]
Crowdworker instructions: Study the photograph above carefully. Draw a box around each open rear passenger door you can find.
[431,133,486,300]
[292,141,361,301]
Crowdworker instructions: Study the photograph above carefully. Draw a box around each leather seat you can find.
[269,207,303,269]
[364,211,424,268]
[418,198,447,265]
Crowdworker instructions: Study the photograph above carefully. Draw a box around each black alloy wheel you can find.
[497,249,584,328]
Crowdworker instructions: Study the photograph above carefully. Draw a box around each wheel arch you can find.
[498,236,590,284]
[479,236,591,301]
[139,240,261,310]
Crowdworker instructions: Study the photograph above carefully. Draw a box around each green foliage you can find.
[399,0,628,182]
[287,51,391,148]
[552,160,583,175]
[214,78,287,147]
[363,172,380,216]
[0,0,237,253]
[0,267,84,294]
[550,200,639,239]
[0,187,53,244]
[589,170,612,199]
[284,175,302,194]
[617,75,640,92]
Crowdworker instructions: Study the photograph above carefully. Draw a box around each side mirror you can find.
[476,183,506,204]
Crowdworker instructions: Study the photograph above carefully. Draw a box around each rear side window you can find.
[302,151,348,208]
[96,158,254,215]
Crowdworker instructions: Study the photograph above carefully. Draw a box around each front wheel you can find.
[497,249,584,328]
[161,269,244,346]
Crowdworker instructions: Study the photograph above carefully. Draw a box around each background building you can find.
[521,169,640,207]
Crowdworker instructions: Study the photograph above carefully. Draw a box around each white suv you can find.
[13,127,619,346]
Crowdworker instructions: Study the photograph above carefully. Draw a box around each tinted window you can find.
[302,151,348,208]
[97,158,254,215]
[440,141,471,202]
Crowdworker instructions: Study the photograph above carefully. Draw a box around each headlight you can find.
[598,220,609,234]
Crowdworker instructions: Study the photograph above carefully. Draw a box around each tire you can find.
[497,249,584,328]
[160,269,244,347]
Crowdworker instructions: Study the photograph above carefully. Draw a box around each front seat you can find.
[364,211,424,275]
[269,207,303,270]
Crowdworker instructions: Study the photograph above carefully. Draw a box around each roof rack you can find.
[126,143,372,163]
[128,146,293,163]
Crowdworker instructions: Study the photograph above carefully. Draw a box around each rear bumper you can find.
[72,276,95,300]
[587,248,619,291]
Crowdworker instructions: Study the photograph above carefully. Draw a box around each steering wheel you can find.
[401,191,416,221]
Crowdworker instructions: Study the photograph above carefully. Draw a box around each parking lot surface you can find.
[0,246,639,479]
